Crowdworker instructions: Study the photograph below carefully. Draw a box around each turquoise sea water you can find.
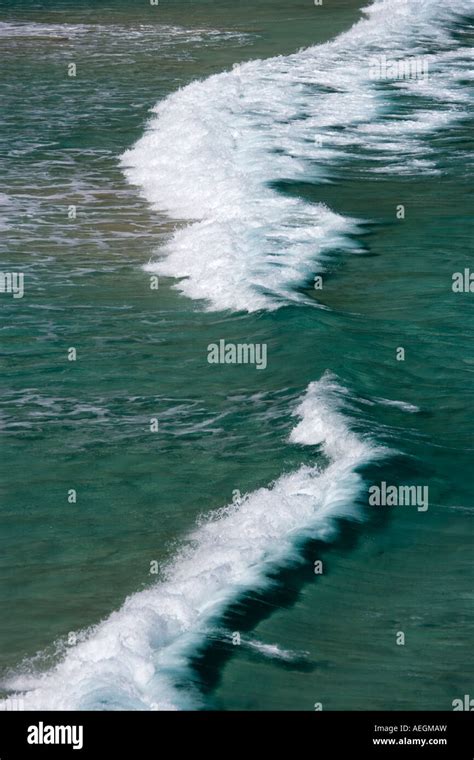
[0,0,472,710]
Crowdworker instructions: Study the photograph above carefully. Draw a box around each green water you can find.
[0,0,472,710]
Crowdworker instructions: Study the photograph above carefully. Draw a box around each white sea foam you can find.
[374,397,420,413]
[0,21,252,45]
[121,0,472,312]
[245,639,309,662]
[1,374,381,710]
[0,21,90,38]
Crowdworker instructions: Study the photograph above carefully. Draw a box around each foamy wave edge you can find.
[121,0,472,312]
[1,374,382,710]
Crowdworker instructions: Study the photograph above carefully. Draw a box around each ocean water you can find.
[0,0,472,710]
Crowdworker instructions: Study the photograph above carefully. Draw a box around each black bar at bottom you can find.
[0,711,471,758]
